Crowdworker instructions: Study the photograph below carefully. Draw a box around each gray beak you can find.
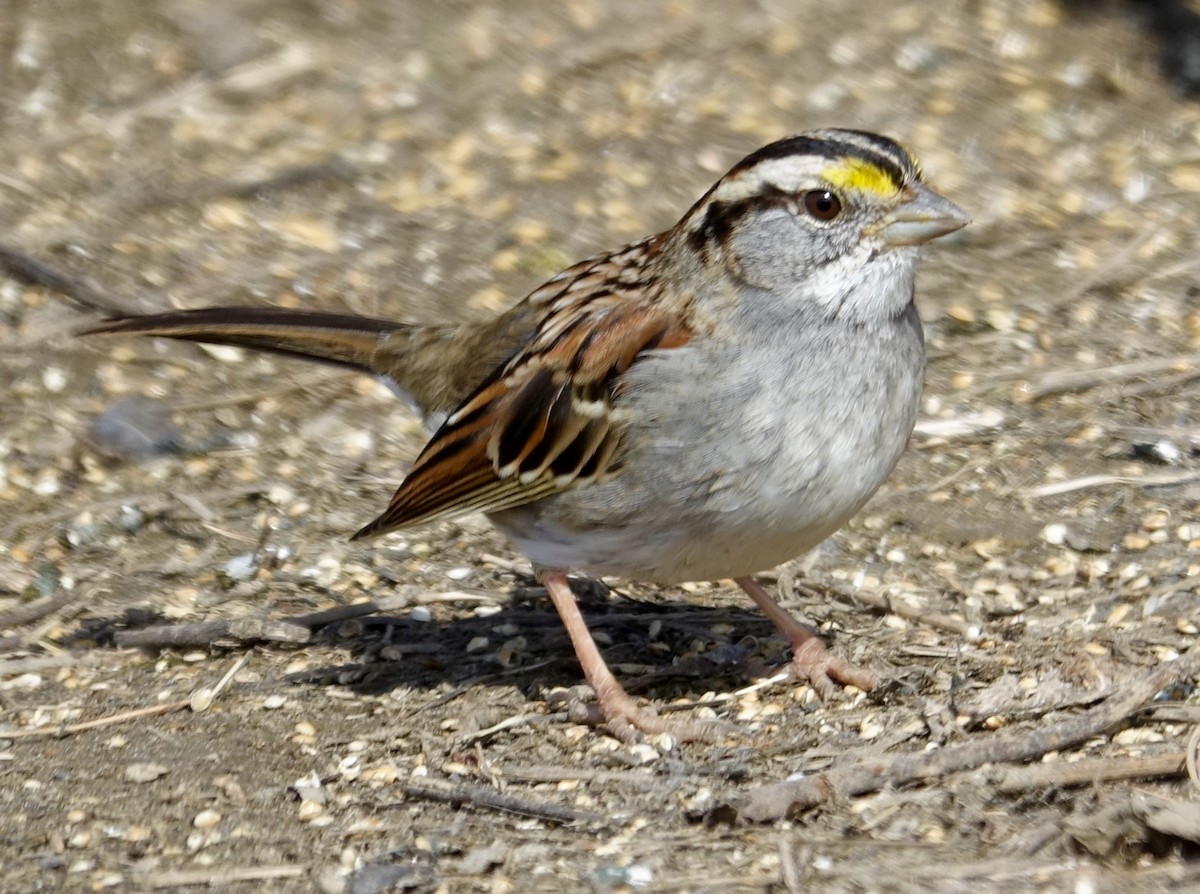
[872,183,970,248]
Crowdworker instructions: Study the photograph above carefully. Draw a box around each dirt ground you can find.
[3,1,1200,891]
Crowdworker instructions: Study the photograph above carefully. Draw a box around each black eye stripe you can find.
[687,189,843,255]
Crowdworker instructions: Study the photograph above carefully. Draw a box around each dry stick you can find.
[3,699,191,739]
[1044,215,1175,312]
[1188,725,1200,790]
[5,655,247,739]
[778,838,804,894]
[1119,367,1200,400]
[0,487,264,545]
[190,654,250,712]
[847,589,977,638]
[1022,353,1200,401]
[1025,468,1200,500]
[729,651,1200,823]
[287,600,383,629]
[992,751,1186,793]
[457,712,556,744]
[0,242,134,315]
[496,763,670,789]
[113,617,310,650]
[392,660,558,722]
[172,372,338,413]
[0,171,36,196]
[134,157,354,210]
[390,777,606,825]
[0,653,106,675]
[0,589,77,629]
[142,866,305,889]
[97,46,316,140]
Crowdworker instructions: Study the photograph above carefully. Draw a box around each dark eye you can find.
[802,189,842,221]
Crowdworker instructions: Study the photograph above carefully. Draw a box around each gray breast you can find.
[490,303,926,582]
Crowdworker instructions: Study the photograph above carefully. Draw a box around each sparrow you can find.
[83,129,969,742]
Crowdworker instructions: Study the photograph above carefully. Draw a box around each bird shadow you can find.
[69,577,864,707]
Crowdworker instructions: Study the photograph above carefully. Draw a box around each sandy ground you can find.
[2,1,1200,891]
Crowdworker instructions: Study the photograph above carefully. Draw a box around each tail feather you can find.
[80,306,409,377]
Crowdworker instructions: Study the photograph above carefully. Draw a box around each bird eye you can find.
[802,189,842,221]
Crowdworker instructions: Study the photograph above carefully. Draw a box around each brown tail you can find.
[80,306,410,377]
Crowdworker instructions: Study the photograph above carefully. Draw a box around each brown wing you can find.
[352,240,690,538]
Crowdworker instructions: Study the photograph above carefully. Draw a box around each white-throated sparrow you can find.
[84,129,969,743]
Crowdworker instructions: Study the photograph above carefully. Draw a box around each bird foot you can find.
[787,636,877,698]
[563,692,730,746]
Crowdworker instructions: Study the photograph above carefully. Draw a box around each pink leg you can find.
[539,569,724,744]
[735,576,876,696]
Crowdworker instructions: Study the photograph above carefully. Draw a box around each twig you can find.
[846,589,978,639]
[1020,353,1200,401]
[415,590,501,605]
[1025,469,1200,499]
[390,776,605,825]
[478,553,533,575]
[5,655,248,739]
[1119,367,1200,400]
[97,46,316,139]
[134,157,354,210]
[0,589,77,629]
[1044,215,1177,311]
[0,653,106,675]
[3,698,191,738]
[457,712,560,744]
[992,751,1186,793]
[171,373,334,413]
[0,486,264,544]
[0,171,36,196]
[287,601,383,629]
[778,837,804,894]
[1188,725,1200,790]
[495,763,671,790]
[0,242,134,315]
[113,617,310,650]
[912,409,1005,442]
[142,865,305,888]
[721,651,1200,822]
[190,655,250,712]
[390,659,558,722]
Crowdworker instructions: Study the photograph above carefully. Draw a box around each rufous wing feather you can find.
[352,302,691,538]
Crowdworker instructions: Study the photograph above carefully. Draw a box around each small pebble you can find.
[627,743,660,765]
[68,830,92,848]
[1041,523,1069,546]
[222,553,257,582]
[193,809,221,830]
[42,366,67,393]
[124,763,169,783]
[1113,727,1164,746]
[625,864,653,887]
